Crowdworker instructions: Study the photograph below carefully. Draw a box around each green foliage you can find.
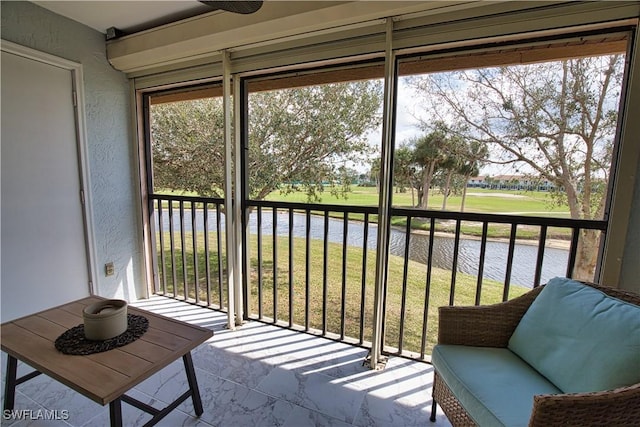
[152,98,226,197]
[248,81,383,200]
[151,81,383,201]
[393,145,416,193]
[397,123,488,209]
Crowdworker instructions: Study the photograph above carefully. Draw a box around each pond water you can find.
[158,209,568,288]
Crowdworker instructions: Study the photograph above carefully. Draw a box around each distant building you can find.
[467,175,556,191]
[467,176,487,188]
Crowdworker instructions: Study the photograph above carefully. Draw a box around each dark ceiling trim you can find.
[199,1,263,15]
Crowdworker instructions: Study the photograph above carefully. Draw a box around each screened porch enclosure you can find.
[143,27,630,364]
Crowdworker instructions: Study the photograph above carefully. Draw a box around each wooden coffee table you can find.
[1,296,213,426]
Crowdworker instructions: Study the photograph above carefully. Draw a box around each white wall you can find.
[1,1,146,302]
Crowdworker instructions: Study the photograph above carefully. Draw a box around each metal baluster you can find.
[475,222,489,305]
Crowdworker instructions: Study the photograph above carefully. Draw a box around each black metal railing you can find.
[149,194,607,359]
[382,207,606,358]
[246,200,377,347]
[151,195,227,309]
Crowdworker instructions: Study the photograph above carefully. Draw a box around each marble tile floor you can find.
[1,296,451,427]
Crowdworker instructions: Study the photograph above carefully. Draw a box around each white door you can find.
[1,46,91,321]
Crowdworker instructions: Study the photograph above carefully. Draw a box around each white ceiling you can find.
[32,1,214,34]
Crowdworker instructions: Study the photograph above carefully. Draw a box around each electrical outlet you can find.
[105,262,115,276]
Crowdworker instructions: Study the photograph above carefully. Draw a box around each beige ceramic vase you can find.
[83,299,128,341]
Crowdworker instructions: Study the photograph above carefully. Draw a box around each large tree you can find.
[458,140,489,212]
[436,135,465,210]
[151,80,383,201]
[368,157,381,192]
[409,54,625,279]
[410,125,450,209]
[393,145,415,198]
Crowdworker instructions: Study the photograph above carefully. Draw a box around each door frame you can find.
[1,39,97,294]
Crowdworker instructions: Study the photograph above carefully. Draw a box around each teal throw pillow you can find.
[508,277,640,393]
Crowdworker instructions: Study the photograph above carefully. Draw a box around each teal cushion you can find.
[432,345,561,427]
[508,277,640,393]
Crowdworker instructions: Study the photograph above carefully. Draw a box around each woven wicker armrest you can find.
[437,286,544,347]
[529,383,640,427]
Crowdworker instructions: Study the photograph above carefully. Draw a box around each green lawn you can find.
[266,186,569,216]
[157,231,528,355]
[160,185,569,216]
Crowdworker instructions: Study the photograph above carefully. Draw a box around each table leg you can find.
[109,398,123,427]
[3,355,18,411]
[182,352,203,416]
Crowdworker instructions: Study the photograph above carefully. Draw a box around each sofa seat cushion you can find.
[432,344,561,427]
[508,277,640,393]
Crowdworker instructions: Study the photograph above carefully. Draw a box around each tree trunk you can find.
[421,161,436,209]
[421,174,431,209]
[572,229,601,281]
[461,176,469,212]
[442,170,453,210]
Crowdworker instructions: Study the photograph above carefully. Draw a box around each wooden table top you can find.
[1,296,213,405]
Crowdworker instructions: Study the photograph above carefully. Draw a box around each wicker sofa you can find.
[429,277,640,427]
